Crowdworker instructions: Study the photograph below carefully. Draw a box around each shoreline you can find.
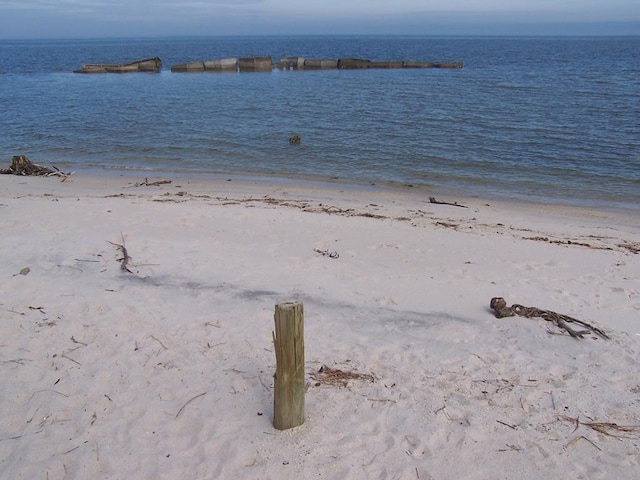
[20,164,640,217]
[3,170,639,312]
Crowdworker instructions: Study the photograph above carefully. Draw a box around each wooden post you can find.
[273,301,305,430]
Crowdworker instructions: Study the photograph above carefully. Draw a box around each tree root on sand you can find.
[490,297,609,339]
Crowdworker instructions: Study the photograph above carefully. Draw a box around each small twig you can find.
[429,196,468,208]
[258,375,272,392]
[61,353,82,366]
[497,420,517,430]
[50,166,74,182]
[70,336,88,346]
[2,359,29,365]
[175,392,207,419]
[30,389,70,399]
[150,335,168,350]
[63,445,80,455]
[564,435,601,451]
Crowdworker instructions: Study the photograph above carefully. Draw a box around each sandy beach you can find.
[1,172,639,479]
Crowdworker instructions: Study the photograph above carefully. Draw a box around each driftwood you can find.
[1,155,73,181]
[489,297,609,339]
[429,196,467,208]
[108,235,133,273]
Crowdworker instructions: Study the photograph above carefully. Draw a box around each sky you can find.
[0,0,638,39]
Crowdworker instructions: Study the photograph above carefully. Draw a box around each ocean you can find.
[1,36,639,210]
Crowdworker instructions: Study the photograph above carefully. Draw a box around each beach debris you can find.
[559,415,640,439]
[150,335,168,351]
[523,236,613,251]
[435,221,459,229]
[108,234,133,273]
[125,178,172,188]
[564,435,601,451]
[12,267,31,277]
[288,135,301,145]
[314,248,339,259]
[619,241,640,254]
[489,297,609,339]
[310,364,375,387]
[175,391,207,419]
[429,196,468,208]
[1,155,73,181]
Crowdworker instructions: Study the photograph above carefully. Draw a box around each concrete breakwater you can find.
[73,57,162,74]
[171,56,463,72]
[72,56,462,74]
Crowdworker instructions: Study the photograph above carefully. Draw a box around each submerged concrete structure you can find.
[238,57,273,72]
[73,57,162,74]
[170,56,463,73]
[74,55,463,74]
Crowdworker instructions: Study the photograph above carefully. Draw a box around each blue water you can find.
[1,36,639,210]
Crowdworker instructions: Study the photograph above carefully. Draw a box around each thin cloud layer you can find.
[0,0,638,38]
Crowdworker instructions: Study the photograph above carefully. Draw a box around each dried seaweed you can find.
[310,364,375,387]
[124,178,172,188]
[619,242,640,254]
[523,236,613,251]
[560,416,640,439]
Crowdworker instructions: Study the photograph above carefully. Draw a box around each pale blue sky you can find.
[0,0,638,39]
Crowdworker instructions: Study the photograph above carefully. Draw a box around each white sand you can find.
[1,173,639,479]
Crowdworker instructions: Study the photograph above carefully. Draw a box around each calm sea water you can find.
[1,36,639,210]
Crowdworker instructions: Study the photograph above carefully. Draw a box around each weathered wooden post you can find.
[273,301,305,430]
